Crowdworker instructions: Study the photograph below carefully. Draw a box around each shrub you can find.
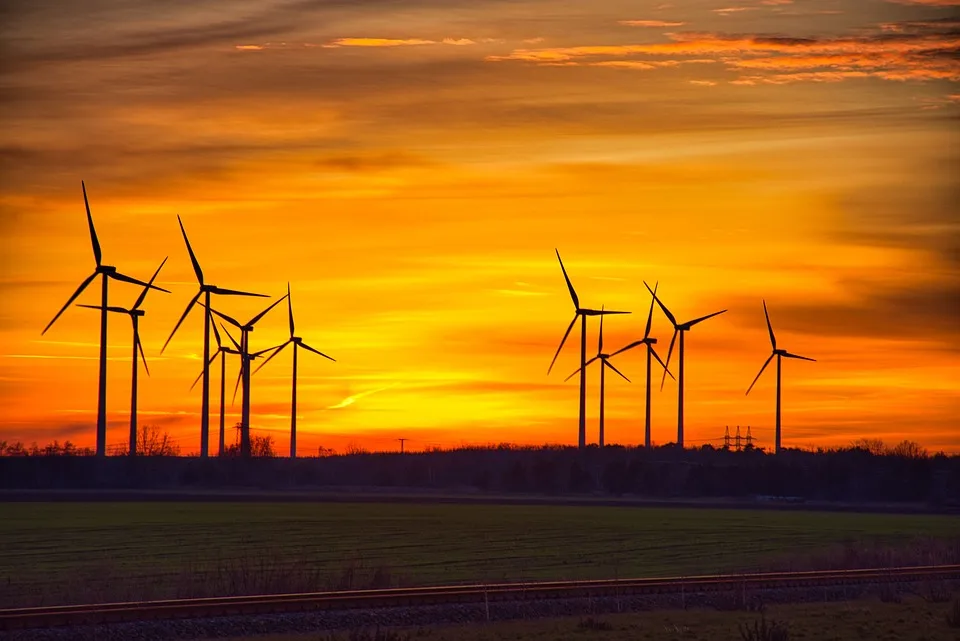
[739,614,789,641]
[577,616,613,631]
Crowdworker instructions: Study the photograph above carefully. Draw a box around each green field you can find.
[1,502,959,607]
[219,595,960,641]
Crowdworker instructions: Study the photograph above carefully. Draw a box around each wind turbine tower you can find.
[548,250,629,449]
[206,295,288,456]
[43,182,169,456]
[162,216,267,458]
[609,282,673,448]
[645,282,725,448]
[254,283,334,458]
[564,308,632,447]
[746,300,816,453]
[77,258,168,455]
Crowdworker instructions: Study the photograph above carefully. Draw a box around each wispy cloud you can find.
[713,7,759,15]
[488,19,960,85]
[327,384,399,410]
[326,37,474,48]
[619,20,686,28]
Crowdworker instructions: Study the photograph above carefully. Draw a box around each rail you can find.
[2,564,957,630]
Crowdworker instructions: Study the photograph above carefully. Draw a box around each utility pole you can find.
[746,426,754,450]
[723,426,731,451]
[398,438,407,454]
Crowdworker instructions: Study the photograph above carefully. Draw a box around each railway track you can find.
[2,565,957,631]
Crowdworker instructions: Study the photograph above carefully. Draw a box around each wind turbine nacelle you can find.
[97,265,117,274]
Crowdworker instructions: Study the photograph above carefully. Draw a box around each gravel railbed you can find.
[3,579,956,641]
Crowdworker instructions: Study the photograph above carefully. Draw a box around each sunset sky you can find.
[1,0,958,454]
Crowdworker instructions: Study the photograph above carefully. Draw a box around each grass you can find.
[1,502,959,607]
[212,593,960,641]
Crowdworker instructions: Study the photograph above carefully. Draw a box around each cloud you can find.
[690,80,718,86]
[8,17,294,65]
[619,20,686,28]
[327,384,399,409]
[488,19,960,85]
[713,7,759,15]
[887,0,960,5]
[324,37,476,48]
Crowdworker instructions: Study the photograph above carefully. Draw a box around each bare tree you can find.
[137,424,181,456]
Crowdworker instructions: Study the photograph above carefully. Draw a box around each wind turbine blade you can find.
[644,281,676,326]
[782,351,816,362]
[644,281,658,340]
[137,333,149,377]
[287,282,294,338]
[210,286,268,297]
[189,367,204,391]
[232,363,243,404]
[555,249,580,310]
[109,270,171,293]
[76,304,128,314]
[81,181,102,267]
[649,345,675,381]
[565,355,598,381]
[177,215,204,285]
[189,350,220,391]
[252,341,289,374]
[210,319,222,349]
[746,353,775,395]
[595,309,630,315]
[301,341,335,362]
[203,304,242,329]
[604,359,631,383]
[161,291,201,354]
[660,329,678,391]
[221,323,242,352]
[547,315,578,375]
[610,340,644,357]
[42,272,98,335]
[133,257,168,310]
[687,309,727,327]
[763,300,776,351]
[598,305,604,355]
[247,293,288,327]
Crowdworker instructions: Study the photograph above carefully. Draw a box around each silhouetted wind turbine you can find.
[161,216,267,458]
[564,308,631,447]
[254,283,335,458]
[548,250,629,450]
[77,257,168,456]
[42,182,170,457]
[190,322,241,456]
[746,300,816,454]
[645,281,725,448]
[609,282,674,448]
[204,294,288,457]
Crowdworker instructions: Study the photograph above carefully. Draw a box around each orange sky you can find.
[1,0,958,454]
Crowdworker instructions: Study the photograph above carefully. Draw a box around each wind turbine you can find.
[203,294,288,457]
[161,215,267,459]
[564,309,631,447]
[77,257,168,456]
[42,181,170,457]
[645,281,726,448]
[547,250,629,449]
[190,322,241,456]
[609,282,674,448]
[746,301,816,454]
[254,283,335,458]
